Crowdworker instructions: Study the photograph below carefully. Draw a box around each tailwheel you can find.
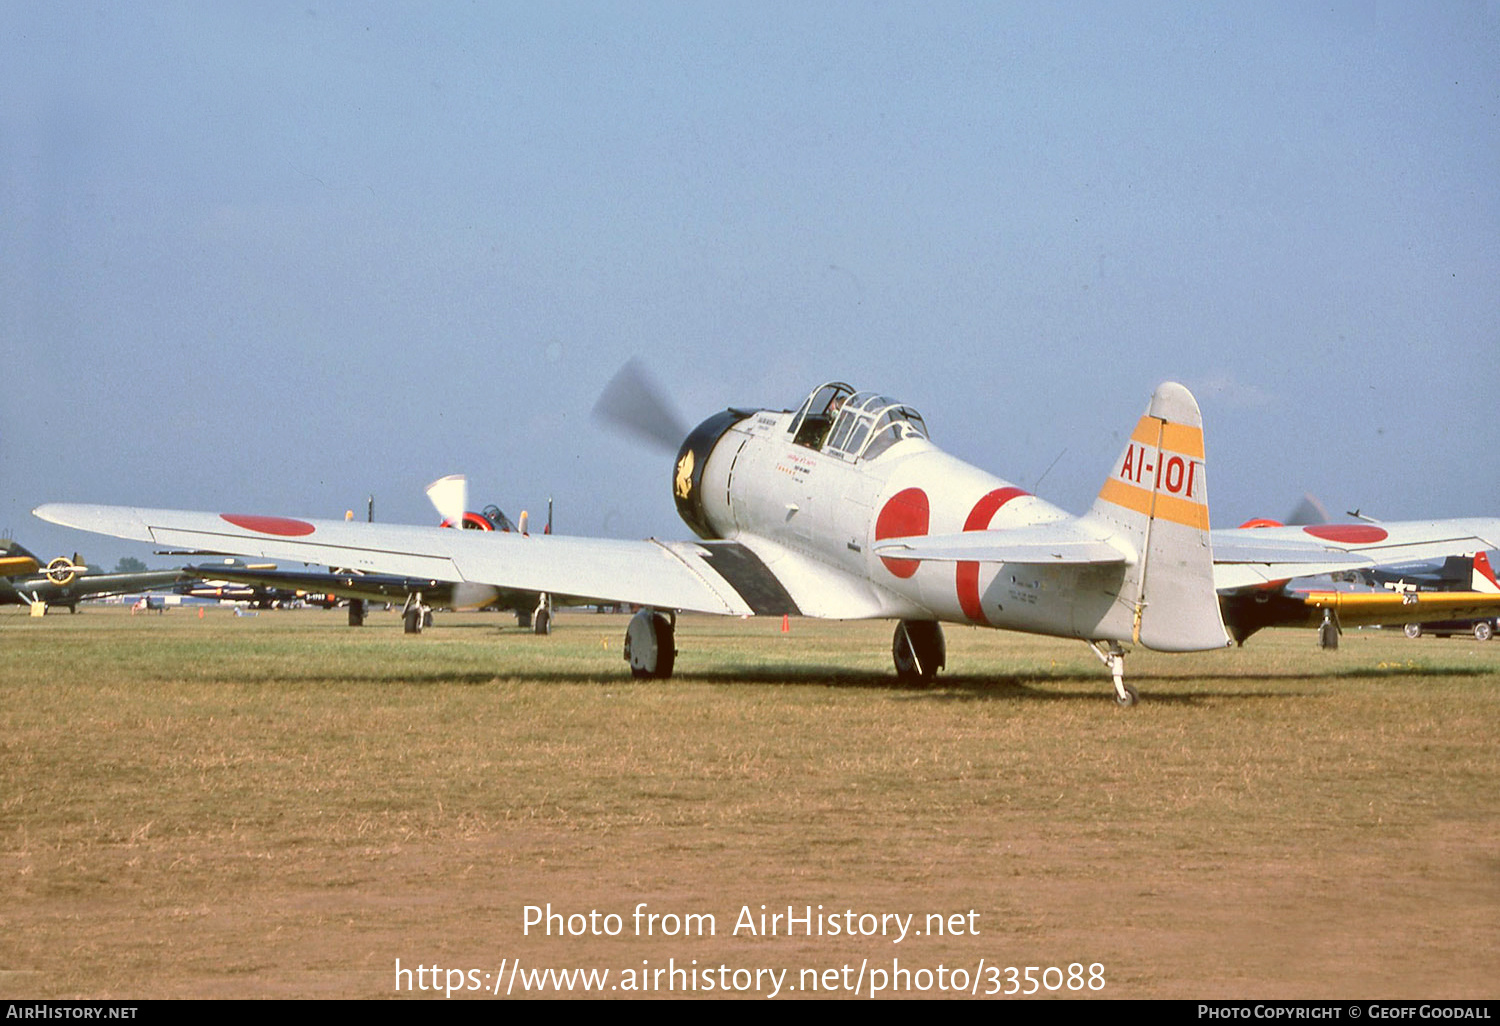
[893,620,945,684]
[1090,641,1138,707]
[624,610,676,679]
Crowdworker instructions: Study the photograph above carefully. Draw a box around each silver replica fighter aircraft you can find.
[34,380,1500,704]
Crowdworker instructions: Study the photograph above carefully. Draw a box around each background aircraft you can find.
[34,377,1500,703]
[1360,551,1500,595]
[0,537,192,613]
[1368,551,1500,640]
[1219,571,1500,649]
[1219,513,1500,647]
[175,557,337,610]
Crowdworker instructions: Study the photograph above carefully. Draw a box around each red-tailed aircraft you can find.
[33,378,1500,704]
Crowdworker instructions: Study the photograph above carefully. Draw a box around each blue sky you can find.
[4,2,1497,568]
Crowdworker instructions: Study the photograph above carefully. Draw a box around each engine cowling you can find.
[673,408,756,540]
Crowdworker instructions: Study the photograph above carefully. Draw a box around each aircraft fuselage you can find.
[673,396,1134,643]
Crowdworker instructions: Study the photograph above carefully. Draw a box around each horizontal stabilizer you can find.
[872,524,1131,566]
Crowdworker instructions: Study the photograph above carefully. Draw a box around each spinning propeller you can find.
[592,359,689,454]
[425,475,469,528]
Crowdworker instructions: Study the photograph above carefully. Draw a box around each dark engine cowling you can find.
[673,408,756,540]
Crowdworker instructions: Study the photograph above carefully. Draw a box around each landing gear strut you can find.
[893,620,945,683]
[624,609,676,678]
[402,592,433,634]
[1090,641,1138,707]
[1318,608,1340,650]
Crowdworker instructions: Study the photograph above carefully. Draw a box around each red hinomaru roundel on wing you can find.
[220,514,317,537]
[1302,524,1389,544]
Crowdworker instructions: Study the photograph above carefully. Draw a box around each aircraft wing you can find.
[33,504,846,618]
[0,554,41,576]
[1296,589,1500,629]
[1211,519,1500,590]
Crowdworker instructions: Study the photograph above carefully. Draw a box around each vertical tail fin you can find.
[1473,551,1500,593]
[0,537,43,578]
[1088,382,1229,652]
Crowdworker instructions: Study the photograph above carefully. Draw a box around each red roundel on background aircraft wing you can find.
[220,513,317,537]
[874,487,930,579]
[956,487,1029,624]
[1301,524,1389,544]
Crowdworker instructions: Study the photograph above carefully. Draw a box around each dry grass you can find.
[1,605,1496,999]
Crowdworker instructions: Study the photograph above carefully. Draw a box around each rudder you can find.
[1087,382,1229,652]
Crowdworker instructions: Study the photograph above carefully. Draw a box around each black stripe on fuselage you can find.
[699,542,801,616]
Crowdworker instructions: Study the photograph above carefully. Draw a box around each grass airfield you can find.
[1,604,1496,1000]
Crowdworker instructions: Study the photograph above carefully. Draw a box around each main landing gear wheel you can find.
[892,620,945,684]
[624,610,676,679]
[402,594,432,634]
[1318,608,1340,651]
[532,594,553,636]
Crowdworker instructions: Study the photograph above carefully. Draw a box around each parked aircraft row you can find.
[33,372,1500,704]
[0,537,190,612]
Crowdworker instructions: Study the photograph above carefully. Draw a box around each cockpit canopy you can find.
[788,383,929,461]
